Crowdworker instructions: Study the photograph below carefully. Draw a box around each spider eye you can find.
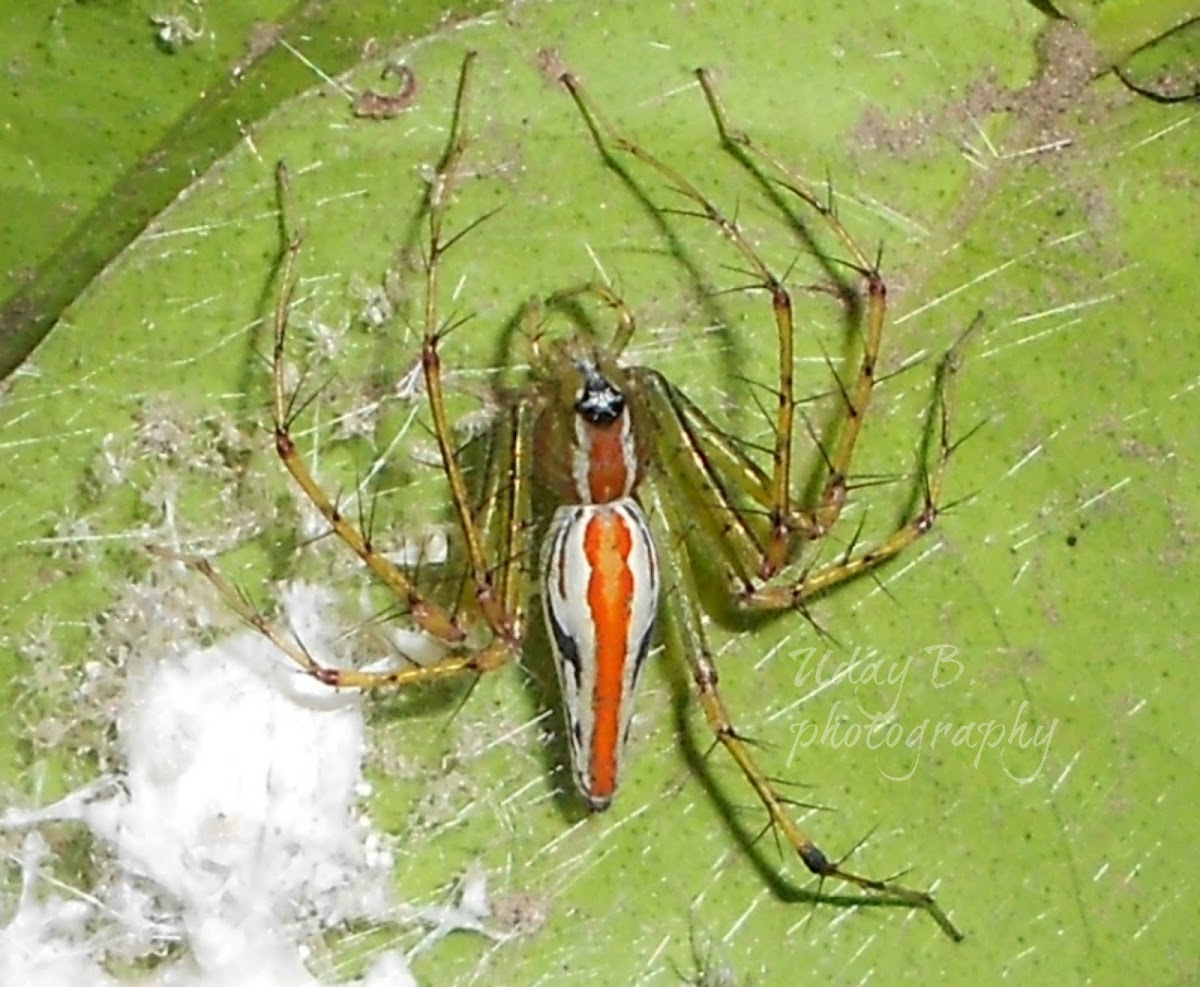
[575,367,625,426]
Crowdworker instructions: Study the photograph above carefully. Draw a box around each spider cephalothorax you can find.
[531,339,650,506]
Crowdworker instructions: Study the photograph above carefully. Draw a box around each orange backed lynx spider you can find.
[184,53,971,941]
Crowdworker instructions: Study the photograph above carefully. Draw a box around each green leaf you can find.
[2,1,1195,984]
[0,0,501,379]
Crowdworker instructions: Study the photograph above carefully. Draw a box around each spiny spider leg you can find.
[417,56,529,644]
[562,71,807,579]
[632,369,968,938]
[266,183,460,649]
[544,282,640,358]
[561,71,902,586]
[185,52,528,687]
[696,69,890,554]
[747,317,981,610]
[643,478,963,942]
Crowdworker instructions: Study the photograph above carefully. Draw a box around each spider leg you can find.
[643,482,963,941]
[696,70,888,552]
[561,72,801,580]
[562,70,914,587]
[544,281,639,357]
[266,184,463,648]
[745,317,979,610]
[160,550,512,688]
[180,52,533,690]
[631,366,773,595]
[417,52,534,646]
[462,399,537,643]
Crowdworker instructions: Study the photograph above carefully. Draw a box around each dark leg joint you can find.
[475,580,497,607]
[422,335,441,368]
[694,658,719,690]
[312,666,341,687]
[825,474,847,510]
[916,506,937,534]
[800,844,832,876]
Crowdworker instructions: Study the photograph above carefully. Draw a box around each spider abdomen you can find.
[541,497,659,810]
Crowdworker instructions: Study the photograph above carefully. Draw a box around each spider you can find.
[187,52,970,941]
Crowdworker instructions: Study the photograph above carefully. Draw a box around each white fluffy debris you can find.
[0,584,412,986]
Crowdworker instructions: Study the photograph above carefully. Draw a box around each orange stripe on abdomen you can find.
[583,510,635,801]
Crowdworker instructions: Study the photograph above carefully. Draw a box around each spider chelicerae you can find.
[185,52,972,941]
